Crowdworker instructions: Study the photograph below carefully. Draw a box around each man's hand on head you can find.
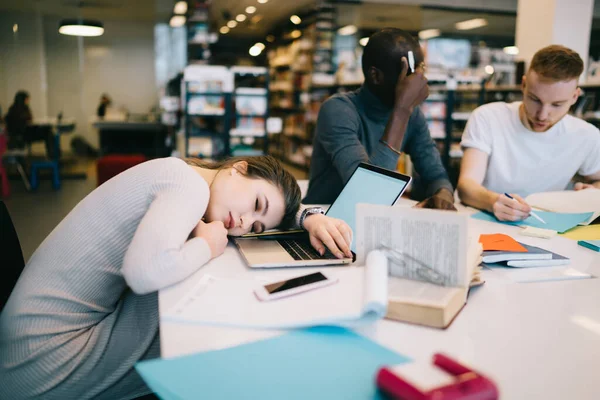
[414,188,457,211]
[393,57,429,115]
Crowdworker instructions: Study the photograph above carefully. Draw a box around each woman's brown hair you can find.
[185,156,301,230]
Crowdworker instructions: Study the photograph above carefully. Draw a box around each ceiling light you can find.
[337,25,357,36]
[236,14,247,22]
[503,46,519,55]
[220,26,230,34]
[455,18,488,31]
[249,45,262,56]
[290,29,302,39]
[266,34,275,42]
[227,20,238,28]
[484,65,494,74]
[169,15,186,28]
[173,1,187,15]
[12,24,18,33]
[257,0,268,3]
[59,19,104,36]
[290,15,301,25]
[359,37,369,46]
[246,6,257,14]
[254,42,265,50]
[418,29,441,40]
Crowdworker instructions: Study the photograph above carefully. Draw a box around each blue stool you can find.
[30,160,60,190]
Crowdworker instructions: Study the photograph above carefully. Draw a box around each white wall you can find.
[516,0,594,79]
[0,11,158,149]
[0,12,46,122]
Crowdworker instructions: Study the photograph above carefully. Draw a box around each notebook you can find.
[471,210,594,234]
[483,244,570,268]
[482,242,553,264]
[234,163,411,268]
[135,327,410,400]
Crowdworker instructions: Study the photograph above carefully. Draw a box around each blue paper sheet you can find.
[471,210,593,233]
[136,327,410,400]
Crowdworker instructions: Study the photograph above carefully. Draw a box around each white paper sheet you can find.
[526,189,600,225]
[162,250,389,329]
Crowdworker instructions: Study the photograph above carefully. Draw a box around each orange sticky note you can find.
[479,234,528,252]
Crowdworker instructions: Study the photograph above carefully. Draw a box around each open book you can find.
[356,204,483,329]
[162,251,389,329]
[526,189,600,225]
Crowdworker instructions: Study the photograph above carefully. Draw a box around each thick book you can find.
[355,204,483,329]
[386,241,483,329]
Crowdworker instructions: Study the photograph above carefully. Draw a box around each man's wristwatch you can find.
[299,206,325,230]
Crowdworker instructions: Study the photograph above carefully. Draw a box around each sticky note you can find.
[520,226,557,239]
[479,233,527,252]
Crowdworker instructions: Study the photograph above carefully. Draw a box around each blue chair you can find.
[29,125,61,190]
[30,159,60,190]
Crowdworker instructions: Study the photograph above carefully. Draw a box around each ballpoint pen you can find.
[504,193,546,224]
[407,50,415,74]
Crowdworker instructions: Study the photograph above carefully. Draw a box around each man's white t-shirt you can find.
[461,101,600,198]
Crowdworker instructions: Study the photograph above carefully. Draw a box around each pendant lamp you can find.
[59,19,104,37]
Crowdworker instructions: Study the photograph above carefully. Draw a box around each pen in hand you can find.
[504,193,546,224]
[407,50,415,74]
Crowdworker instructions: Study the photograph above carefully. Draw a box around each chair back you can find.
[0,200,25,311]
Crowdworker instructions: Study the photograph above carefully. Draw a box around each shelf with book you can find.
[183,65,233,159]
[265,3,337,171]
[230,66,270,157]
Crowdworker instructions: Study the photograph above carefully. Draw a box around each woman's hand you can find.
[302,214,353,259]
[192,220,228,259]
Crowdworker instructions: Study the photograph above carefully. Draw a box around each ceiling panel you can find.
[337,3,515,37]
[208,0,315,37]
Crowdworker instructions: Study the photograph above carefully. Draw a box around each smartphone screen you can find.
[264,272,328,294]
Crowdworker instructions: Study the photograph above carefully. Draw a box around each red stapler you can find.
[376,353,499,400]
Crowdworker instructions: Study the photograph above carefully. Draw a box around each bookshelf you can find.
[183,65,271,159]
[183,65,233,159]
[267,2,338,171]
[230,66,270,157]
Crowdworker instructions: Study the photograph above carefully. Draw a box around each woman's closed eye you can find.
[255,198,259,212]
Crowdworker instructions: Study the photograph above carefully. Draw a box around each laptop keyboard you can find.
[278,239,338,261]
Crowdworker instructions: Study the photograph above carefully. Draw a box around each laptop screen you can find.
[325,164,411,252]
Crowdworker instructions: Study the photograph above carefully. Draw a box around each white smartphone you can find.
[254,272,338,301]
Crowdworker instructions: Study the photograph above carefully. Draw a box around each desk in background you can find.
[159,199,600,399]
[93,121,169,158]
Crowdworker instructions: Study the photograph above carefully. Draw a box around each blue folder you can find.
[136,326,410,400]
[471,210,593,233]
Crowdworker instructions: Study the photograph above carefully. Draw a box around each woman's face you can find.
[204,162,286,236]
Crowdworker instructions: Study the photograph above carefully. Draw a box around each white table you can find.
[159,200,600,400]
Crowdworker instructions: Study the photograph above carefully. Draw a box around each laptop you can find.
[234,163,412,268]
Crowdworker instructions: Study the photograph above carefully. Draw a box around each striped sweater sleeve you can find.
[122,183,211,295]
